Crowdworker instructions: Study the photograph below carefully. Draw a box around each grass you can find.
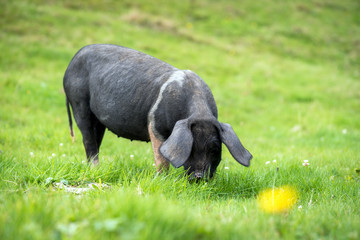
[1,0,359,239]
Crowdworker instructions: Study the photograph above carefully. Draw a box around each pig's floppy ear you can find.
[219,123,252,167]
[159,119,193,168]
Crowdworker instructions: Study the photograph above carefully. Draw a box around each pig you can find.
[63,44,252,180]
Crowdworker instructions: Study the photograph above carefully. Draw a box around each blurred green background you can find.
[0,0,359,239]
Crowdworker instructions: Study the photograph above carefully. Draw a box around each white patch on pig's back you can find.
[148,70,186,139]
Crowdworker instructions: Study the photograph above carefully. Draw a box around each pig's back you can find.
[66,44,177,141]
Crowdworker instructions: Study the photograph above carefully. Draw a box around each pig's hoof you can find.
[156,165,169,174]
[91,159,99,167]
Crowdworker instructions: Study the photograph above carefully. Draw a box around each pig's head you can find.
[159,118,252,180]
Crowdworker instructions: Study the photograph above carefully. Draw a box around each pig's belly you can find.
[90,98,151,142]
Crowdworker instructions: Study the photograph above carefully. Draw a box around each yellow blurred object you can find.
[258,186,298,213]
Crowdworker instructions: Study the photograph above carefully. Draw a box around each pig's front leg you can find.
[148,123,169,172]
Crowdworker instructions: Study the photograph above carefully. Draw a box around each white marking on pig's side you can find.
[148,70,186,139]
[166,70,185,87]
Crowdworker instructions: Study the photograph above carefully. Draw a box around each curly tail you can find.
[66,97,75,142]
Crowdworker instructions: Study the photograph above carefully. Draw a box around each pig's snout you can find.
[188,170,208,183]
[194,171,204,179]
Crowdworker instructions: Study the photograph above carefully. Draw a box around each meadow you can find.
[0,0,359,239]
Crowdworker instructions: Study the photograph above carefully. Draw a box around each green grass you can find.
[1,0,359,239]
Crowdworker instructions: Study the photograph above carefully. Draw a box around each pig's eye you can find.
[206,138,221,157]
[208,146,220,156]
[210,147,218,153]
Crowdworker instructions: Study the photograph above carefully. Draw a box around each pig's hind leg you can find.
[71,101,105,165]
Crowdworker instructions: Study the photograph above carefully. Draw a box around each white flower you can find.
[291,125,301,132]
[342,129,347,134]
[303,162,309,166]
[62,154,66,157]
[152,163,156,166]
[137,184,143,195]
[273,159,277,163]
[303,160,309,163]
[298,205,302,209]
[224,166,229,170]
[30,152,34,157]
[130,154,134,159]
[265,161,271,165]
[59,143,63,147]
[52,153,56,157]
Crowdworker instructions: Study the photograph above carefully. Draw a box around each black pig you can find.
[63,44,252,179]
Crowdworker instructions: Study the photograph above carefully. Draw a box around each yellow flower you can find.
[186,22,193,29]
[258,186,298,213]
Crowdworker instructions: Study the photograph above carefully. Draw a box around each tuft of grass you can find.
[1,0,359,239]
